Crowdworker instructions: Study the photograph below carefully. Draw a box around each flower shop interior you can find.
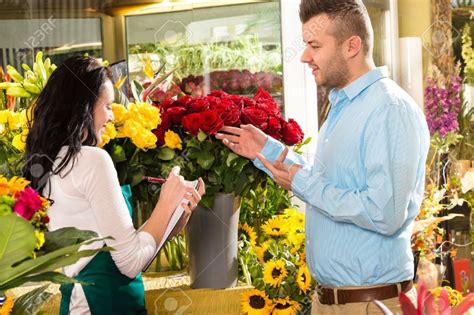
[0,0,474,314]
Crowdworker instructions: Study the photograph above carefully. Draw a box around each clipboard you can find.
[139,179,199,272]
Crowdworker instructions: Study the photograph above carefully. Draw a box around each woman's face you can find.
[93,80,114,143]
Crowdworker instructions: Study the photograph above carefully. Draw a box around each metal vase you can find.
[186,193,241,289]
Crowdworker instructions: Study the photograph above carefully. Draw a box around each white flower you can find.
[461,170,474,194]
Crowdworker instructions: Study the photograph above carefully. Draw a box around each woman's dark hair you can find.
[23,56,112,195]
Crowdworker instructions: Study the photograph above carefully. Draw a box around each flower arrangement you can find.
[0,175,49,251]
[0,175,108,314]
[150,88,304,207]
[239,208,315,315]
[424,64,462,139]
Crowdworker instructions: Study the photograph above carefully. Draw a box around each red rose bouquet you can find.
[149,88,304,207]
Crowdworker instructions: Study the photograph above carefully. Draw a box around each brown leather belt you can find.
[317,280,413,305]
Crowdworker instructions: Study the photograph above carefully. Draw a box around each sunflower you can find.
[240,289,272,315]
[0,296,14,315]
[296,251,306,266]
[239,223,257,247]
[296,264,312,293]
[262,216,287,237]
[255,241,273,264]
[286,231,305,253]
[263,259,288,287]
[271,297,300,315]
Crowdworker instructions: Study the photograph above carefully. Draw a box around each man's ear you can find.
[344,35,363,58]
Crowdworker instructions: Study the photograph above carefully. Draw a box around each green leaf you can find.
[0,237,111,290]
[196,152,215,170]
[110,144,127,163]
[156,147,176,161]
[197,130,207,142]
[130,168,145,187]
[131,80,144,102]
[37,227,98,255]
[226,152,239,167]
[0,214,36,269]
[12,285,52,315]
[5,271,77,290]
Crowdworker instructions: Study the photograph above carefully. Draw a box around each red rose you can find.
[209,90,228,98]
[158,98,176,110]
[175,95,193,107]
[188,97,210,113]
[255,99,281,118]
[166,106,187,124]
[266,117,281,134]
[153,127,166,146]
[253,87,273,102]
[241,108,268,130]
[219,108,241,126]
[210,98,234,112]
[13,187,43,220]
[281,118,304,145]
[199,110,224,135]
[182,113,201,135]
[159,109,172,130]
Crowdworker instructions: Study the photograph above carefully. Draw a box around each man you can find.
[216,0,430,314]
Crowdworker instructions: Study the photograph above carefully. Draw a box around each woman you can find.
[23,56,205,314]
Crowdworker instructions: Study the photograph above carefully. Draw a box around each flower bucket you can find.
[186,193,241,288]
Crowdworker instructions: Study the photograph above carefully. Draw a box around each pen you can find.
[142,176,166,184]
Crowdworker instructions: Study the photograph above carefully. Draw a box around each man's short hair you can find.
[299,0,373,54]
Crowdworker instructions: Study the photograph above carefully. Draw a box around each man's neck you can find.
[336,60,376,90]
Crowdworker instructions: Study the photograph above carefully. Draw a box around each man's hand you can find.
[256,147,302,191]
[215,124,267,160]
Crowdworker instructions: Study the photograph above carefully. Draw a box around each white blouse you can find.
[45,146,156,314]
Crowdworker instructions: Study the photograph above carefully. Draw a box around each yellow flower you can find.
[287,231,305,253]
[8,176,29,194]
[114,74,128,90]
[280,208,305,232]
[296,264,312,293]
[255,241,273,264]
[35,230,45,250]
[19,109,28,128]
[128,102,161,130]
[430,286,463,307]
[112,103,129,126]
[8,111,22,130]
[0,176,10,196]
[140,52,155,79]
[99,122,117,147]
[0,110,10,124]
[297,251,306,266]
[263,259,288,288]
[239,223,257,247]
[131,128,157,150]
[271,297,300,315]
[164,130,182,150]
[0,295,14,315]
[240,289,272,315]
[12,129,28,151]
[262,216,287,237]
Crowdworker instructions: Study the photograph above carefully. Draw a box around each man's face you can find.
[300,14,349,89]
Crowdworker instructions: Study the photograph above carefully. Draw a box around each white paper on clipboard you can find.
[138,178,199,272]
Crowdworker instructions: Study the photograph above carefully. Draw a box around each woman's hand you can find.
[168,177,206,239]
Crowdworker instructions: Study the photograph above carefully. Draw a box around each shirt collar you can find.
[329,66,388,104]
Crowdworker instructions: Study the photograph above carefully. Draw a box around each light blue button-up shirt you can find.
[253,67,430,287]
